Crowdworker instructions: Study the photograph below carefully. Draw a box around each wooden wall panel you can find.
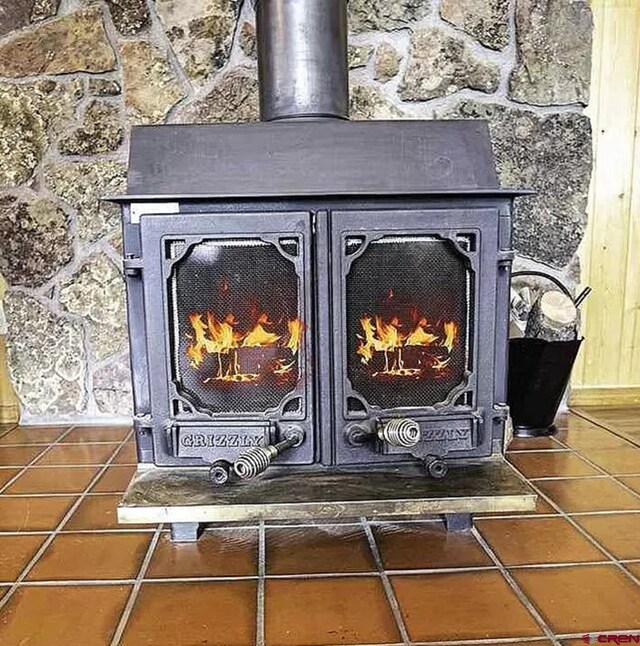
[572,0,640,399]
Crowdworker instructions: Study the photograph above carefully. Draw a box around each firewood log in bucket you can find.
[525,289,578,342]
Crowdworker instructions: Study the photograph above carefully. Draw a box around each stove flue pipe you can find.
[255,0,349,121]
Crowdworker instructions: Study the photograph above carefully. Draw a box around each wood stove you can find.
[109,0,535,537]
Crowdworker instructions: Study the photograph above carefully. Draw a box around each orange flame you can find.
[356,314,458,378]
[186,310,304,384]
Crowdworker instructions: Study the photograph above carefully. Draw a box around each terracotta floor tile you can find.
[0,426,68,445]
[0,495,77,531]
[61,425,131,443]
[574,513,640,560]
[266,525,375,574]
[27,532,151,581]
[64,494,146,530]
[578,447,640,475]
[112,442,137,465]
[90,464,136,493]
[508,451,600,478]
[121,581,256,646]
[391,571,542,641]
[557,423,633,450]
[574,406,640,446]
[508,436,564,450]
[513,564,640,633]
[5,466,99,494]
[536,478,640,512]
[265,576,399,646]
[35,443,118,466]
[147,529,257,578]
[0,467,19,488]
[373,521,492,570]
[0,585,130,646]
[0,535,46,581]
[0,445,47,466]
[476,517,606,565]
[621,475,640,495]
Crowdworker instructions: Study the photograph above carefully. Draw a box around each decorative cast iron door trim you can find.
[138,211,314,467]
[330,208,501,465]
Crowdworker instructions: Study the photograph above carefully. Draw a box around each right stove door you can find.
[330,207,503,466]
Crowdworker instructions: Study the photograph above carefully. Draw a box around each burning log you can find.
[525,290,577,342]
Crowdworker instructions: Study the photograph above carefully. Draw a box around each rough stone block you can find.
[0,193,73,289]
[0,8,116,77]
[510,0,593,105]
[441,100,592,267]
[400,27,500,101]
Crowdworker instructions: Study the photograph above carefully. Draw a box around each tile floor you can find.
[0,409,638,645]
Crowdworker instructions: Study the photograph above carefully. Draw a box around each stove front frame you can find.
[121,193,514,473]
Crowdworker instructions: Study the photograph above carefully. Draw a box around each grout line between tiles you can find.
[410,638,553,646]
[0,491,129,498]
[0,432,132,612]
[0,528,158,536]
[507,448,571,454]
[0,425,80,495]
[0,462,122,469]
[362,517,411,646]
[109,525,163,646]
[256,520,266,646]
[18,579,138,587]
[506,459,640,588]
[471,527,561,646]
[4,556,636,589]
[0,423,18,439]
[1,441,124,448]
[530,474,616,481]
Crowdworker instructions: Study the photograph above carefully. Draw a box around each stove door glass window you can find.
[168,237,304,415]
[346,235,472,410]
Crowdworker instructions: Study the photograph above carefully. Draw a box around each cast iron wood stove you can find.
[110,0,535,539]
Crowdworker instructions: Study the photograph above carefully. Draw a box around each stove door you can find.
[330,208,502,465]
[139,211,314,467]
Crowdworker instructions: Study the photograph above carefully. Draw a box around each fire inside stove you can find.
[346,236,471,410]
[185,311,304,384]
[169,237,304,414]
[356,296,459,379]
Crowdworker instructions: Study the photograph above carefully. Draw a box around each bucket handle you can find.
[511,270,577,305]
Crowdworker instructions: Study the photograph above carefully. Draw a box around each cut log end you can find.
[525,290,577,342]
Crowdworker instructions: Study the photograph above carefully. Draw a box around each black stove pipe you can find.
[255,0,349,121]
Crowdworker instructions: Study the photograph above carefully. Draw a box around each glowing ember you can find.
[186,311,304,383]
[356,314,458,378]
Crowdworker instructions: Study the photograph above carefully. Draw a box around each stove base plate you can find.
[117,459,536,525]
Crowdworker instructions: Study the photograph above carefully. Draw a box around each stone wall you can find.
[0,0,593,422]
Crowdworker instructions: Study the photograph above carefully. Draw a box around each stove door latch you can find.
[345,418,449,479]
[209,426,305,486]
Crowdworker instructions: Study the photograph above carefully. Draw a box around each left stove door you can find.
[138,210,314,468]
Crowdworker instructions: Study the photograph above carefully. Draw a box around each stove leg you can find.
[170,522,201,542]
[443,513,473,532]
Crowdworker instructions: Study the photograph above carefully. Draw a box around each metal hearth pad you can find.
[117,459,536,524]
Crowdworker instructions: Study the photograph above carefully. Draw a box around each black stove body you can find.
[112,118,527,482]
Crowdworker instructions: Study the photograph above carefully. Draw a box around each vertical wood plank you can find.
[619,36,640,383]
[573,0,606,386]
[574,0,640,389]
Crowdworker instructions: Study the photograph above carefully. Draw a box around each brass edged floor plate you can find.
[117,459,536,525]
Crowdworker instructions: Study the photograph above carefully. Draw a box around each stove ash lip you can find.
[254,0,349,122]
